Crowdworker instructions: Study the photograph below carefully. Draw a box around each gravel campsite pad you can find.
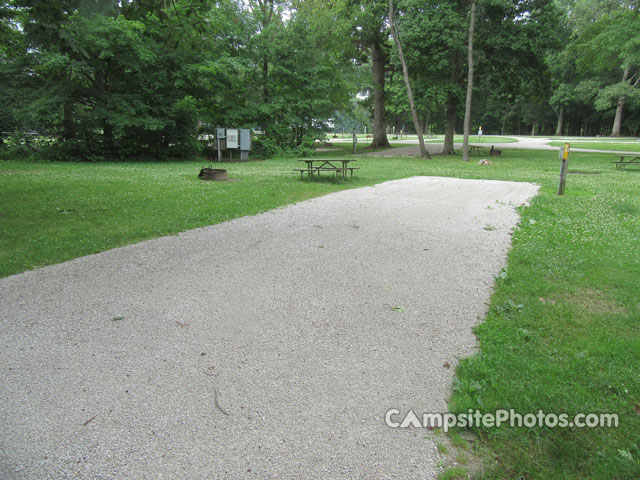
[0,177,538,479]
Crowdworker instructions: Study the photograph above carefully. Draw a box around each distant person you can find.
[478,126,483,138]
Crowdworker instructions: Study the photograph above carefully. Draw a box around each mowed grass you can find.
[444,156,640,478]
[548,141,640,152]
[2,147,639,478]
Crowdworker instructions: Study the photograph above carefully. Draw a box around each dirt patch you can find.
[561,288,627,315]
[355,143,464,157]
[568,171,601,175]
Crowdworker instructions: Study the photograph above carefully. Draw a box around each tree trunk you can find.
[443,101,456,154]
[501,101,509,135]
[611,66,629,137]
[62,65,75,141]
[554,105,564,137]
[263,59,269,101]
[462,0,476,162]
[254,1,274,109]
[388,0,428,158]
[62,100,75,141]
[611,97,625,137]
[103,121,114,154]
[370,39,390,149]
[443,54,460,155]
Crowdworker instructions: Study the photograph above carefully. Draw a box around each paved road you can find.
[1,177,538,479]
[332,135,640,156]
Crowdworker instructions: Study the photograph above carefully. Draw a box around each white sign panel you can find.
[226,129,239,149]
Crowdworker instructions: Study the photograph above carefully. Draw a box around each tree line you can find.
[0,0,638,161]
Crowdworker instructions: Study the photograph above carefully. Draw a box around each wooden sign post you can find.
[558,143,570,195]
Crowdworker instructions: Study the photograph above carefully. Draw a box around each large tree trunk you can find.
[103,121,114,154]
[611,97,625,137]
[370,39,390,148]
[62,100,75,141]
[62,65,75,141]
[443,55,460,155]
[443,101,456,154]
[253,1,274,109]
[610,66,630,137]
[462,0,476,162]
[388,0,428,158]
[263,59,269,101]
[501,101,509,135]
[611,66,630,137]
[554,105,564,137]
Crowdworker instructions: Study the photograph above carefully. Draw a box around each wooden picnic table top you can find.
[294,158,359,181]
[612,154,640,169]
[299,158,355,162]
[469,145,488,155]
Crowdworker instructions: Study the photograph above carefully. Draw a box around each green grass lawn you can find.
[548,141,640,152]
[1,148,639,478]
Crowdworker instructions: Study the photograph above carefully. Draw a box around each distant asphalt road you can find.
[330,135,640,156]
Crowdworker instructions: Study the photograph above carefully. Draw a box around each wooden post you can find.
[558,143,570,195]
[352,128,357,154]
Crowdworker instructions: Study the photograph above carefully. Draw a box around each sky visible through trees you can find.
[0,0,638,160]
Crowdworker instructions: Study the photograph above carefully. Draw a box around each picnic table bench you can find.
[612,154,640,170]
[294,158,359,181]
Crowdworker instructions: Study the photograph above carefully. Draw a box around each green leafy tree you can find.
[388,0,428,157]
[0,3,34,148]
[346,0,393,148]
[573,1,640,136]
[393,0,466,153]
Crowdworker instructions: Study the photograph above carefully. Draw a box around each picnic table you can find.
[612,154,640,170]
[469,145,489,156]
[294,158,358,181]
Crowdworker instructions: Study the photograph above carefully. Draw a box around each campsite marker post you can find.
[558,143,570,195]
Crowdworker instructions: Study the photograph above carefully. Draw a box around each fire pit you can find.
[198,166,228,181]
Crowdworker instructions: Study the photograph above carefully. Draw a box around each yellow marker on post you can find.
[558,143,570,195]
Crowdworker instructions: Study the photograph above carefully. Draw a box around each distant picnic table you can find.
[466,145,502,157]
[469,145,489,156]
[294,158,358,181]
[612,154,640,170]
